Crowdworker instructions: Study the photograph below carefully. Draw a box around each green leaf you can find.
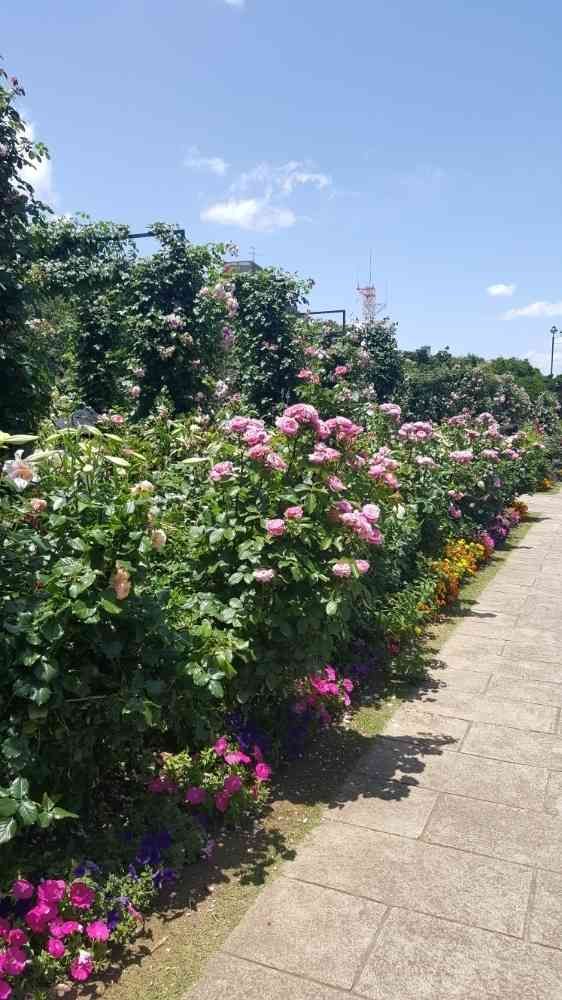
[9,777,29,800]
[0,799,18,818]
[52,807,78,821]
[228,572,243,585]
[30,687,51,706]
[18,800,38,826]
[209,529,224,546]
[104,455,130,468]
[0,818,18,844]
[326,600,339,617]
[100,597,123,615]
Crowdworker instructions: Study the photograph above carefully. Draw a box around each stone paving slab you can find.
[186,493,562,999]
[355,910,562,1000]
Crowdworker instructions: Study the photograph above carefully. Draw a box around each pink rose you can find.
[327,475,347,493]
[284,505,303,520]
[255,763,272,782]
[46,937,66,959]
[185,786,207,806]
[26,902,58,934]
[266,518,285,538]
[7,931,27,948]
[275,415,299,437]
[254,568,276,583]
[209,461,236,483]
[223,775,243,795]
[3,947,27,976]
[265,451,287,472]
[0,981,11,1000]
[86,920,110,942]
[110,413,125,425]
[49,920,82,939]
[332,562,352,578]
[129,385,141,399]
[30,498,47,513]
[69,883,95,910]
[11,880,34,901]
[361,503,380,523]
[355,560,370,574]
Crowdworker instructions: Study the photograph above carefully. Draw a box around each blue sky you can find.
[6,1,562,371]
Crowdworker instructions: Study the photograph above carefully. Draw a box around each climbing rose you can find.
[151,529,167,550]
[327,475,346,492]
[209,461,236,482]
[86,920,110,942]
[7,931,27,948]
[11,880,33,901]
[275,415,299,437]
[254,568,276,583]
[2,948,27,976]
[111,565,131,601]
[361,503,380,523]
[356,560,370,574]
[70,952,94,982]
[129,385,141,399]
[266,518,285,537]
[255,763,272,782]
[332,562,352,578]
[46,938,66,959]
[284,505,304,520]
[69,883,95,910]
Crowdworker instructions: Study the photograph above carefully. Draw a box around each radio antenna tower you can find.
[357,252,378,327]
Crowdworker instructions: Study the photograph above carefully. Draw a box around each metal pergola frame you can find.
[307,309,347,334]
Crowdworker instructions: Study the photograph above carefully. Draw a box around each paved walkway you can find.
[188,492,562,1000]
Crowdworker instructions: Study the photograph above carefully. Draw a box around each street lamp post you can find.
[550,326,562,378]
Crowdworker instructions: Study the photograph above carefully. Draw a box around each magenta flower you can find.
[215,790,230,813]
[147,775,178,795]
[70,952,94,982]
[10,880,34,901]
[224,750,251,765]
[7,930,27,948]
[0,980,11,1000]
[284,505,303,520]
[46,937,66,959]
[213,736,229,756]
[253,568,276,583]
[266,518,285,538]
[223,775,243,795]
[185,786,207,806]
[226,416,250,434]
[324,666,337,681]
[448,504,462,520]
[255,763,272,782]
[342,678,354,693]
[3,947,27,976]
[38,880,66,904]
[334,365,349,378]
[69,883,95,910]
[86,920,110,942]
[26,902,58,934]
[49,919,82,939]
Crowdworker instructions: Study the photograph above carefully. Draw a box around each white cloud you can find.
[184,146,228,176]
[200,157,331,232]
[20,122,56,206]
[503,301,562,320]
[487,283,516,297]
[201,198,296,232]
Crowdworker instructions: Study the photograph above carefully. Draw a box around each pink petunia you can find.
[26,902,58,934]
[46,938,66,959]
[215,790,230,813]
[10,880,34,901]
[223,775,243,795]
[7,931,27,948]
[224,750,251,765]
[255,763,272,782]
[38,880,66,904]
[69,883,95,910]
[48,919,82,939]
[213,736,229,756]
[86,920,110,942]
[70,951,94,982]
[185,786,207,806]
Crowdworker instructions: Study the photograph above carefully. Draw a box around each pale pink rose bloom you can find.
[332,562,352,578]
[2,450,36,491]
[111,566,131,600]
[151,529,167,550]
[266,518,285,537]
[30,498,47,514]
[129,385,141,399]
[209,462,236,482]
[275,415,299,437]
[284,505,304,520]
[264,451,287,472]
[226,416,250,434]
[254,568,276,583]
[361,503,380,523]
[110,414,125,425]
[327,475,347,492]
[356,560,370,574]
